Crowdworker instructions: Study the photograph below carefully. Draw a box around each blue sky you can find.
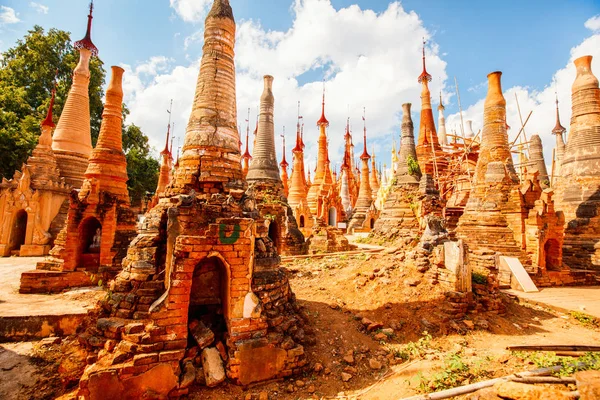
[1,0,600,171]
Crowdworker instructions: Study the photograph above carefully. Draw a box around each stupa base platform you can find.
[0,257,103,342]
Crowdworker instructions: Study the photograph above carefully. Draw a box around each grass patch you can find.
[512,351,600,376]
[416,353,494,393]
[569,311,599,328]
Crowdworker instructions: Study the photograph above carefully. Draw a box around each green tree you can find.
[122,122,159,207]
[0,26,160,207]
[0,25,105,179]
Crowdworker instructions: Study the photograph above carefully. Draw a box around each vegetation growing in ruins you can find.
[416,353,494,392]
[512,351,600,376]
[407,155,421,176]
[471,272,488,285]
[569,311,599,329]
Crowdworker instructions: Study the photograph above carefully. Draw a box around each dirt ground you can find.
[1,250,598,400]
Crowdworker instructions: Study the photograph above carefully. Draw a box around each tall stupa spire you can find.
[280,127,290,197]
[172,0,243,193]
[81,66,129,203]
[552,92,566,180]
[51,2,96,188]
[307,82,334,218]
[437,90,448,146]
[246,75,281,183]
[317,81,329,127]
[242,108,252,177]
[416,38,442,175]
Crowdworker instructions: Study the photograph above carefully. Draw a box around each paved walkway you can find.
[504,287,600,319]
[0,257,102,317]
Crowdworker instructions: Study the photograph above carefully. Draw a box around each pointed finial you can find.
[317,80,329,126]
[418,37,432,83]
[361,107,370,159]
[74,1,98,57]
[438,89,445,111]
[280,126,288,168]
[42,69,58,128]
[552,89,566,135]
[170,122,175,156]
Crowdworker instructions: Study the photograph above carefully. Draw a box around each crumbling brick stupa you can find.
[72,2,311,398]
[455,71,567,291]
[557,55,600,272]
[246,75,307,256]
[20,66,138,294]
[373,103,422,237]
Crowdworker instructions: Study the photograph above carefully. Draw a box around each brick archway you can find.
[77,217,102,271]
[188,256,231,341]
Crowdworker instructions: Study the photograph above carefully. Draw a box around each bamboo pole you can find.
[507,345,600,352]
[509,111,533,148]
[400,363,584,400]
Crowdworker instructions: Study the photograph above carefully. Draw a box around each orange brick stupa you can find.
[280,131,290,198]
[557,55,600,271]
[21,66,138,294]
[71,2,312,397]
[306,90,343,226]
[149,122,174,209]
[246,75,307,255]
[348,115,379,232]
[287,112,313,233]
[415,41,446,179]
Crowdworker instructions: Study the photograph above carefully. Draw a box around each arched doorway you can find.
[77,217,102,271]
[544,239,561,271]
[299,215,305,228]
[370,218,375,230]
[9,210,28,254]
[268,221,280,253]
[328,207,337,227]
[188,257,229,345]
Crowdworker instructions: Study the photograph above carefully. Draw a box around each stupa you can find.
[21,67,138,293]
[73,2,311,397]
[557,55,600,271]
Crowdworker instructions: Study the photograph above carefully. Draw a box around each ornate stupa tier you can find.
[51,48,93,188]
[28,87,64,189]
[172,0,243,193]
[81,66,129,203]
[529,135,549,187]
[247,75,281,184]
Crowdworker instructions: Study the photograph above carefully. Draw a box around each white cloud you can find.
[585,15,600,32]
[0,6,20,25]
[169,0,212,23]
[125,0,449,166]
[447,30,600,175]
[30,2,49,14]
